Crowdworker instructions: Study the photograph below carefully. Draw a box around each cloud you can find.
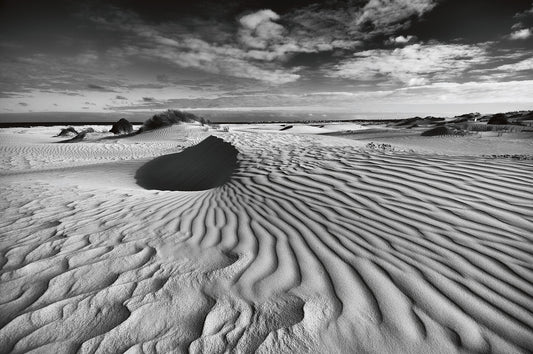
[510,4,533,39]
[407,77,429,86]
[18,102,28,106]
[328,43,488,86]
[84,2,439,86]
[356,0,437,29]
[87,83,109,91]
[510,28,532,40]
[115,95,128,100]
[142,97,155,102]
[494,57,533,72]
[238,10,284,49]
[287,0,437,47]
[391,80,533,104]
[387,35,415,45]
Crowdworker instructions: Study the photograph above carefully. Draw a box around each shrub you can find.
[141,110,200,131]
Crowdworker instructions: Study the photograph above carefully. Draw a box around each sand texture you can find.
[1,125,532,353]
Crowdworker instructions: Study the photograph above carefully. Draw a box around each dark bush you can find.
[110,118,133,135]
[56,127,78,137]
[421,126,451,136]
[487,114,509,125]
[141,110,200,132]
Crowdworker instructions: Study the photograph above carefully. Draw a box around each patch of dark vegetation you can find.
[365,142,395,151]
[421,126,452,136]
[140,110,202,132]
[389,116,445,128]
[61,131,87,143]
[56,127,78,137]
[449,112,481,123]
[110,118,133,135]
[487,113,509,125]
[482,154,533,160]
[135,135,239,191]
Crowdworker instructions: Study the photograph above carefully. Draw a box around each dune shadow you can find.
[135,135,239,191]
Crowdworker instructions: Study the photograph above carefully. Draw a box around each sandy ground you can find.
[1,123,532,353]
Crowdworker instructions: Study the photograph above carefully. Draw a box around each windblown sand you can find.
[1,124,532,353]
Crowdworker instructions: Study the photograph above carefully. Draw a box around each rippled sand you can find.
[1,124,532,353]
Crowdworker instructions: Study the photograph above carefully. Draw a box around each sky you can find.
[1,0,533,117]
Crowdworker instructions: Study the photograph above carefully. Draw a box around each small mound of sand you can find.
[135,135,238,191]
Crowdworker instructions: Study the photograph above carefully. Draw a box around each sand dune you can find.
[136,136,239,191]
[1,125,532,353]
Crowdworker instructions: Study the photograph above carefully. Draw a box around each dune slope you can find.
[135,135,239,191]
[0,127,532,353]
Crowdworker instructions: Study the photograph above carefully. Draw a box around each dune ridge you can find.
[0,128,532,353]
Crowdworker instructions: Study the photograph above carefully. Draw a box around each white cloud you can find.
[91,9,301,84]
[407,77,428,86]
[328,43,488,85]
[388,35,415,44]
[238,10,285,49]
[494,57,533,72]
[239,9,279,29]
[356,0,437,29]
[510,28,532,40]
[392,80,533,104]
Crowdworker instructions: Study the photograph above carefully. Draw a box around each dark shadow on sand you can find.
[135,136,239,191]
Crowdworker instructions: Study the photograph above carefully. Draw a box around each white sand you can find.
[1,124,532,353]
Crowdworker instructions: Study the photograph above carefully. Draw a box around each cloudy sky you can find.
[1,0,533,115]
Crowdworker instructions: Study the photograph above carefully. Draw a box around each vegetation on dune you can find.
[487,113,509,125]
[420,126,464,136]
[110,118,133,135]
[56,127,78,137]
[140,110,205,132]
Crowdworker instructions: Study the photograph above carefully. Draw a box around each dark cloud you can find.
[87,83,110,91]
[408,0,533,43]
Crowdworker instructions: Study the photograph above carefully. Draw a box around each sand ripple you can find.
[1,130,532,353]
